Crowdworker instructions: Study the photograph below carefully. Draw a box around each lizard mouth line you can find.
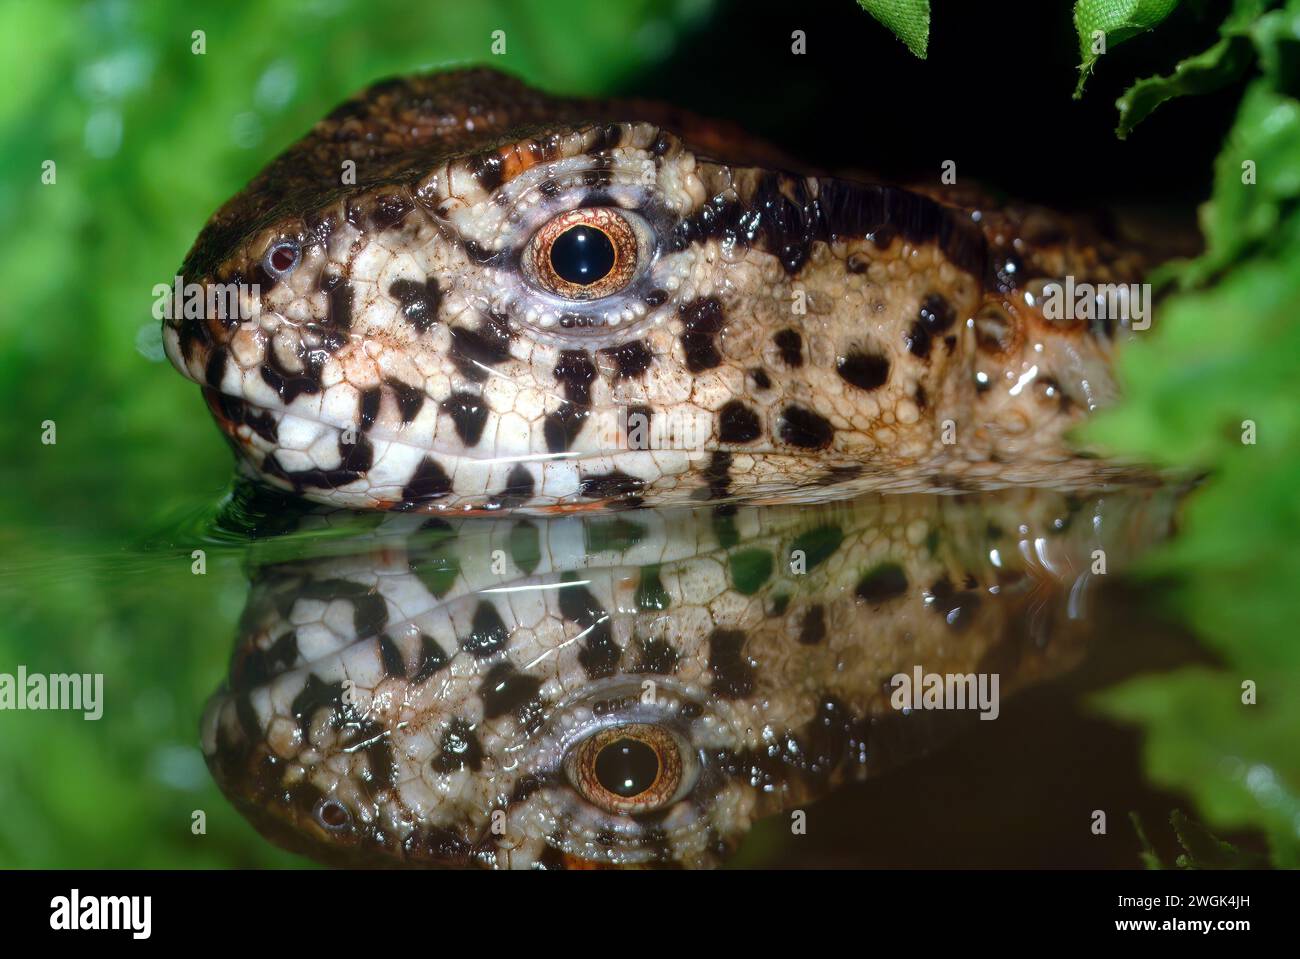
[200,385,704,465]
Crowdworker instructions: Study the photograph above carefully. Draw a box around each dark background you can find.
[642,0,1237,209]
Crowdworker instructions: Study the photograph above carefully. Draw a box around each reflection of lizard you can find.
[203,485,1176,866]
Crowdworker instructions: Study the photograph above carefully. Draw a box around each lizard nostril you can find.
[265,240,300,277]
[314,797,351,831]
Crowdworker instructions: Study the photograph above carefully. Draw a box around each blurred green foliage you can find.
[0,0,706,868]
[1080,0,1300,867]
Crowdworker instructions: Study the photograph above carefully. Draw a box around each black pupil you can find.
[550,225,616,285]
[594,737,660,799]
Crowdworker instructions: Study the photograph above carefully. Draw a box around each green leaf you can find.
[1129,812,1164,869]
[1115,0,1266,137]
[1095,670,1300,867]
[1193,81,1300,282]
[857,0,931,58]
[1074,0,1181,97]
[1169,809,1265,868]
[1250,3,1300,81]
[1083,1,1300,868]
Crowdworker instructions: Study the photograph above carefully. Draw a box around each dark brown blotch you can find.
[773,328,803,367]
[799,605,827,645]
[469,152,507,193]
[579,470,645,500]
[260,348,323,405]
[491,463,535,509]
[708,629,754,699]
[401,457,452,503]
[389,277,441,333]
[462,600,509,658]
[441,391,488,446]
[477,663,544,723]
[704,450,732,501]
[358,387,381,430]
[412,634,450,683]
[928,576,982,632]
[919,293,956,334]
[553,350,597,406]
[371,193,414,231]
[718,400,762,444]
[432,717,484,772]
[779,405,835,449]
[632,636,680,674]
[856,564,909,604]
[449,317,512,382]
[326,278,353,331]
[599,340,653,380]
[837,351,890,391]
[204,348,227,389]
[378,635,406,678]
[905,321,932,359]
[543,404,587,453]
[679,297,725,373]
[388,379,425,423]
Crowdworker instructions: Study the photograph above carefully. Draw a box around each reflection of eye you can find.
[264,239,300,277]
[313,797,352,832]
[564,722,690,815]
[527,209,639,300]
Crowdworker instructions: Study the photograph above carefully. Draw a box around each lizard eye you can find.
[527,208,641,300]
[564,722,692,815]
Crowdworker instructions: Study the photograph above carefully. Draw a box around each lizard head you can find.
[165,68,1140,513]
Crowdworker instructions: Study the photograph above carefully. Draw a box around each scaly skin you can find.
[202,485,1179,867]
[165,69,1149,514]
